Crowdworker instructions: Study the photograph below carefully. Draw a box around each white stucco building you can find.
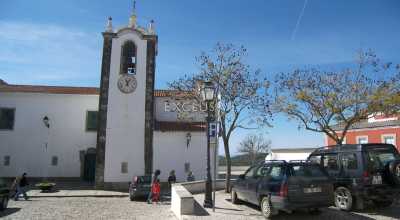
[0,7,217,188]
[265,148,316,162]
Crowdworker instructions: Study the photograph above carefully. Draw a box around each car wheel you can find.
[0,197,8,211]
[374,199,393,208]
[260,196,273,219]
[231,190,239,204]
[334,187,353,211]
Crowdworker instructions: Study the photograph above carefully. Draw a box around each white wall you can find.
[153,131,217,182]
[104,30,148,182]
[155,97,206,122]
[0,92,98,177]
[265,152,311,162]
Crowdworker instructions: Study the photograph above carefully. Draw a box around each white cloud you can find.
[0,20,102,85]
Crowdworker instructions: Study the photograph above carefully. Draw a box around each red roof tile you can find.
[0,84,99,95]
[0,82,193,97]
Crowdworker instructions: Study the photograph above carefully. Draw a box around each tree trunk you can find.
[223,139,232,193]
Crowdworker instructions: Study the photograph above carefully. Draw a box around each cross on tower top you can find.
[129,0,137,28]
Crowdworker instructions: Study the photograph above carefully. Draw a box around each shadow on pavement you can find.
[0,208,21,218]
[226,198,381,220]
[351,204,400,220]
[192,199,210,216]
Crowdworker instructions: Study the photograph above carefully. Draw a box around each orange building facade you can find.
[326,115,400,151]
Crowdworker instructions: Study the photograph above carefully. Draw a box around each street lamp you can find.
[186,132,191,149]
[43,116,50,128]
[200,81,215,208]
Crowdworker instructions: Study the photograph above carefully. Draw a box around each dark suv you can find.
[308,143,400,211]
[231,160,333,218]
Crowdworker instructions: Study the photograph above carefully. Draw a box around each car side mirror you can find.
[238,174,245,180]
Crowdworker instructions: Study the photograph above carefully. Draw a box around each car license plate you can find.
[303,187,322,193]
[372,175,382,185]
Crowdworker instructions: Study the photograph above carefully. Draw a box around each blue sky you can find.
[1,0,399,155]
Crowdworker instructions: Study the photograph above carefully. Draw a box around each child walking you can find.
[151,179,161,203]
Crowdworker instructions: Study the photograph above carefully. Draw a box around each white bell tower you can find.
[95,2,157,189]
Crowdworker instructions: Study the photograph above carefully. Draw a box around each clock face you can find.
[117,74,137,94]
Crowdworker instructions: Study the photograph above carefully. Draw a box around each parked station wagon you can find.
[309,143,400,210]
[231,160,333,218]
[129,175,152,201]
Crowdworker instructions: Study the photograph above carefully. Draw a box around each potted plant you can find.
[35,182,56,192]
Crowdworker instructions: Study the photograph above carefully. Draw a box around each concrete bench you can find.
[171,185,195,219]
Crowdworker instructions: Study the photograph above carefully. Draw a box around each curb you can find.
[28,195,129,198]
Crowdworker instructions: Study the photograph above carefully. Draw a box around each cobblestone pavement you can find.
[190,192,400,220]
[28,189,128,197]
[2,191,400,220]
[1,197,175,220]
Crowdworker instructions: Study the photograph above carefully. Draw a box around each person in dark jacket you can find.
[147,169,161,204]
[168,170,176,188]
[14,173,29,201]
[186,171,195,182]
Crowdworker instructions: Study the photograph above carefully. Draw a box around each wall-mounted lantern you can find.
[186,132,191,149]
[43,116,50,128]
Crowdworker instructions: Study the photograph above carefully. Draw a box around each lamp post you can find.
[200,81,215,208]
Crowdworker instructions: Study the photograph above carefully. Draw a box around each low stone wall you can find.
[171,179,226,219]
[178,179,226,194]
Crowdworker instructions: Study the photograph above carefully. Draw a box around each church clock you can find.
[117,74,137,93]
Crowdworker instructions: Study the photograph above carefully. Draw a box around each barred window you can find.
[120,41,137,75]
[0,108,15,130]
[4,156,10,166]
[121,162,128,173]
[51,156,58,166]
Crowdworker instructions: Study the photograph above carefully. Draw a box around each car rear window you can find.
[291,164,326,177]
[137,176,152,184]
[366,150,399,171]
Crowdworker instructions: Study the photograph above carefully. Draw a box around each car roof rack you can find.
[289,160,310,163]
[264,160,287,163]
[289,160,319,164]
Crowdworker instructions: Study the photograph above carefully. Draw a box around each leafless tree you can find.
[169,43,271,192]
[273,49,400,145]
[238,134,271,165]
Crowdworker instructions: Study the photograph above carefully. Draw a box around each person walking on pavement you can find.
[151,179,161,203]
[168,170,176,188]
[147,169,161,204]
[186,171,195,182]
[14,173,29,201]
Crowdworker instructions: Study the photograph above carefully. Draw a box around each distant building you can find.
[265,148,316,161]
[326,114,399,150]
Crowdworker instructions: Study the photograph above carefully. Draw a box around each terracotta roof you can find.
[154,121,206,132]
[0,84,99,95]
[154,90,194,97]
[332,119,400,131]
[0,82,192,97]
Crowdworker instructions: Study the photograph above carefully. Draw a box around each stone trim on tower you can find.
[95,31,115,189]
[144,37,157,175]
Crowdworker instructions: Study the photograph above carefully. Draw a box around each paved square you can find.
[1,191,400,220]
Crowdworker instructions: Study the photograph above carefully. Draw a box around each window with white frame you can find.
[356,136,368,144]
[382,134,396,146]
[4,156,10,166]
[121,162,128,173]
[0,108,15,130]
